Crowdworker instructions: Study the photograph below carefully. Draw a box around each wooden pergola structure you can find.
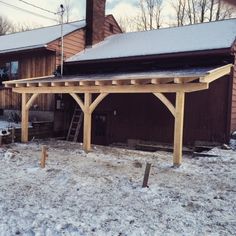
[4,64,232,166]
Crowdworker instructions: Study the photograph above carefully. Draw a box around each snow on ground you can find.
[0,140,235,235]
[0,120,21,130]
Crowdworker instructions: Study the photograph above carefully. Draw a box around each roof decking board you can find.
[4,66,222,88]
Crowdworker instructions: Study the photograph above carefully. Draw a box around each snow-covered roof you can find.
[0,20,86,54]
[67,19,236,63]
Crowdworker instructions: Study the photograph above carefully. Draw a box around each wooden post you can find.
[83,93,92,152]
[142,163,152,188]
[40,146,48,168]
[21,93,29,143]
[173,92,185,166]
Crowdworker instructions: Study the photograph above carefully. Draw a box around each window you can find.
[109,24,114,33]
[0,61,19,85]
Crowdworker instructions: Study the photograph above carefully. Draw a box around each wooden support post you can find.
[40,146,48,168]
[142,163,152,188]
[21,93,29,142]
[83,93,92,152]
[173,92,185,166]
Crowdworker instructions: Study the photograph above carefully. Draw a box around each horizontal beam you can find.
[200,64,232,83]
[12,83,209,94]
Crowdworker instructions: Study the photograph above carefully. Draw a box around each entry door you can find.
[93,113,108,145]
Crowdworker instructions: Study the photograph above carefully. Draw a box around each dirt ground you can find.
[0,140,235,235]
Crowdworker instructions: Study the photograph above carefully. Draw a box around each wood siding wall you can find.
[104,15,122,37]
[91,76,230,145]
[48,29,85,67]
[0,51,56,111]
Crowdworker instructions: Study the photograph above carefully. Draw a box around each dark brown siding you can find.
[0,51,56,111]
[48,29,85,67]
[91,76,229,145]
[104,15,122,38]
[230,56,236,132]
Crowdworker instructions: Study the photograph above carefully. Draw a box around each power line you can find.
[0,0,58,22]
[18,0,56,15]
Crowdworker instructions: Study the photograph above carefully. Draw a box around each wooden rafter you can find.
[200,64,232,83]
[153,93,176,117]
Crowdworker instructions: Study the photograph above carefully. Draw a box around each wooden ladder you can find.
[66,106,83,142]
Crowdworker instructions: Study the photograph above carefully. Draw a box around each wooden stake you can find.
[142,163,152,188]
[11,128,15,143]
[40,146,48,168]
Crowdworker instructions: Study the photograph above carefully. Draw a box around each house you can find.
[0,7,122,123]
[3,0,235,166]
[64,18,236,147]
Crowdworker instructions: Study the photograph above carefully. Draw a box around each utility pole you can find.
[60,4,65,76]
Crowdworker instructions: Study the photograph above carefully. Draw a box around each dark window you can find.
[0,61,19,85]
[94,114,107,137]
[109,24,114,33]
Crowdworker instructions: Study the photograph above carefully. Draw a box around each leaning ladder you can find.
[66,106,83,142]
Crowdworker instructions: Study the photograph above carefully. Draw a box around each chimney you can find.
[86,0,106,47]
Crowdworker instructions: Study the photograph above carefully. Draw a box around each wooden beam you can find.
[153,93,176,117]
[38,82,51,87]
[79,81,95,86]
[15,83,26,88]
[21,93,29,143]
[26,93,39,110]
[3,75,54,85]
[69,93,85,112]
[200,64,232,83]
[95,80,113,86]
[89,93,109,113]
[151,78,174,84]
[65,81,79,86]
[174,77,198,84]
[83,93,92,152]
[12,83,209,94]
[173,92,185,166]
[112,80,131,85]
[131,79,151,85]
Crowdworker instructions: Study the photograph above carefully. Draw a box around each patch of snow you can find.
[0,120,32,130]
[0,140,235,235]
[67,19,236,62]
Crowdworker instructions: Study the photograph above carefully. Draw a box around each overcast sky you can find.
[0,0,138,25]
[0,0,145,27]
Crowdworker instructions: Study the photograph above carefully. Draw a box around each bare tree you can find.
[171,0,236,26]
[137,0,163,30]
[64,0,72,23]
[0,16,14,35]
[117,16,138,32]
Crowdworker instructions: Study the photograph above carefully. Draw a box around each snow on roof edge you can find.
[0,44,47,55]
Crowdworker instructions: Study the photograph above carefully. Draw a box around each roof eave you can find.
[65,48,232,65]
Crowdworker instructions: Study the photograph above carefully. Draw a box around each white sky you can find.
[1,0,234,31]
[0,0,174,28]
